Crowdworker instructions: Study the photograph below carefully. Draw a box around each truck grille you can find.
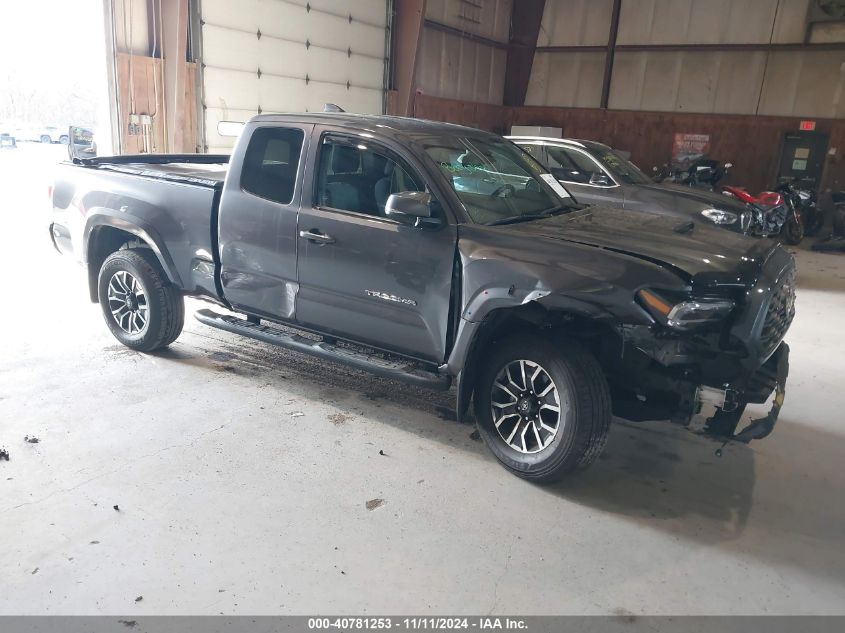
[760,269,795,358]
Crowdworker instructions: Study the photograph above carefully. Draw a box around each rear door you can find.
[218,123,312,319]
[295,128,457,363]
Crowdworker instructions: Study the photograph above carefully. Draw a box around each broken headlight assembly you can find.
[701,208,738,225]
[637,289,735,331]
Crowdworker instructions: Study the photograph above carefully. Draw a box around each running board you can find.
[194,309,451,391]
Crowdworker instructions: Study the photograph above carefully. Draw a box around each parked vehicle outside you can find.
[50,114,795,482]
[0,132,16,149]
[15,124,69,144]
[509,136,753,233]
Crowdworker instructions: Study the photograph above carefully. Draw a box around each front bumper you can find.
[733,342,789,442]
[697,341,789,441]
[613,247,795,439]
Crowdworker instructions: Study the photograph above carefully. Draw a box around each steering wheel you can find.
[490,183,516,198]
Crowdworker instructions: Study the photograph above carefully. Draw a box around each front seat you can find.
[323,145,361,212]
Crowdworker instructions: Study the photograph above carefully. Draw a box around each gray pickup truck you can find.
[50,113,795,482]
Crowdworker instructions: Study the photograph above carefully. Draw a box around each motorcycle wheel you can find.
[784,215,804,245]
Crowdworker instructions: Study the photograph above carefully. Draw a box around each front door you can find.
[543,144,623,208]
[295,129,457,363]
[778,131,829,187]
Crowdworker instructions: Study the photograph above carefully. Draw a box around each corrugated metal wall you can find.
[416,0,511,104]
[524,0,611,107]
[199,0,388,153]
[526,0,845,119]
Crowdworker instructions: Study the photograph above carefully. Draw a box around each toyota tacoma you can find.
[49,113,795,482]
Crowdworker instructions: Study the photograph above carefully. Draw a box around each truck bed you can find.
[74,154,230,188]
[52,154,232,300]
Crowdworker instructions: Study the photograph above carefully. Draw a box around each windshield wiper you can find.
[485,205,577,227]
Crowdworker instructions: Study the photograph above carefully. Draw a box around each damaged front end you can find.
[608,247,796,444]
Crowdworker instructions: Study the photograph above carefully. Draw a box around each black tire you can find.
[783,215,804,245]
[98,248,184,352]
[473,334,611,483]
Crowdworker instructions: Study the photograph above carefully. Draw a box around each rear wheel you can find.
[97,249,184,352]
[474,334,611,483]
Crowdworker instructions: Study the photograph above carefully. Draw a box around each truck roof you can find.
[249,112,494,138]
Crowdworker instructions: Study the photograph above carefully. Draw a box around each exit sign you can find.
[800,120,817,131]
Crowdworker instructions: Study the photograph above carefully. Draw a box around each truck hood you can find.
[502,206,773,281]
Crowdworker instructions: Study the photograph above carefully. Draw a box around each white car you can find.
[14,124,68,144]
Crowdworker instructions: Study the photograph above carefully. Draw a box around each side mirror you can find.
[68,126,97,161]
[385,191,436,225]
[589,173,612,186]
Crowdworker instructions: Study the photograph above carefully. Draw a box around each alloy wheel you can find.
[107,270,149,334]
[490,359,564,454]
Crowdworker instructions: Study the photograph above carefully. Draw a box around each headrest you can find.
[331,145,359,173]
[361,151,388,177]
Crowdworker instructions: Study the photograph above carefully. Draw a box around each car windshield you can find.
[422,134,574,225]
[592,148,652,185]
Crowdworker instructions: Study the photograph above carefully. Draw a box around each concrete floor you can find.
[1,144,844,615]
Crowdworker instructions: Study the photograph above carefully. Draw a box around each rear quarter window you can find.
[241,127,305,205]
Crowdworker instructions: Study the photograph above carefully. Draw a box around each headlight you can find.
[701,208,738,225]
[638,289,734,330]
[740,210,752,232]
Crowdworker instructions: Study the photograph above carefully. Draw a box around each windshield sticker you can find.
[540,174,571,199]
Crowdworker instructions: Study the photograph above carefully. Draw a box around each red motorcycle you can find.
[721,183,804,245]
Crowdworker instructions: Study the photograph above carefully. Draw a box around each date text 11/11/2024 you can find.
[307,617,528,630]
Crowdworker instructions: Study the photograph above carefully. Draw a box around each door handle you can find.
[299,229,335,245]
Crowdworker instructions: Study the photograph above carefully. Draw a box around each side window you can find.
[241,127,305,205]
[547,147,602,184]
[316,137,425,218]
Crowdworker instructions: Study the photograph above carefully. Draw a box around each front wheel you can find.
[783,214,804,245]
[40,135,52,144]
[474,334,611,483]
[98,248,184,352]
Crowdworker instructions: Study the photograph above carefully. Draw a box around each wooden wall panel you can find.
[117,53,165,154]
[413,93,845,192]
[116,53,198,154]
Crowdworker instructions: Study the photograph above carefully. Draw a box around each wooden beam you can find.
[161,0,190,151]
[600,0,622,109]
[392,0,426,116]
[503,0,545,107]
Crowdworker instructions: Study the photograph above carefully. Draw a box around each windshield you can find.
[592,148,652,185]
[422,135,573,225]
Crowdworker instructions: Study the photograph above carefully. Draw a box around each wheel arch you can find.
[84,214,181,302]
[452,297,619,423]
